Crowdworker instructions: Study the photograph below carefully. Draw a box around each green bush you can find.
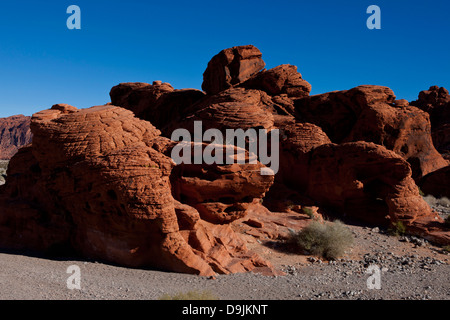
[302,207,314,219]
[389,221,407,236]
[289,220,354,260]
[159,290,218,300]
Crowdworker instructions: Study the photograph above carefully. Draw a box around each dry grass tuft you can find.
[289,220,354,260]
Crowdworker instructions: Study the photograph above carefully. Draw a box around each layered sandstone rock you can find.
[171,87,276,134]
[0,115,32,160]
[0,104,275,276]
[171,155,274,224]
[111,84,288,138]
[202,45,265,95]
[240,64,311,99]
[306,142,435,226]
[110,82,206,136]
[276,120,331,194]
[109,81,175,119]
[294,85,448,180]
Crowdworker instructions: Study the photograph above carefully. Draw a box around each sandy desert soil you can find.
[0,220,448,300]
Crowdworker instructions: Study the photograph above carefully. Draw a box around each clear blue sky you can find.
[0,0,449,117]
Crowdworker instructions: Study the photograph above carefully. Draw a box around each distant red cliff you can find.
[0,115,32,160]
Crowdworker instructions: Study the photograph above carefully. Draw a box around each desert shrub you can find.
[289,220,353,260]
[389,221,407,236]
[445,216,450,228]
[159,290,218,300]
[302,207,314,219]
[443,245,450,253]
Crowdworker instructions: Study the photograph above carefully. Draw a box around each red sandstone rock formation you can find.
[411,86,450,160]
[419,165,450,199]
[171,158,274,225]
[240,64,311,99]
[109,81,175,118]
[110,81,206,136]
[276,119,332,194]
[111,83,297,139]
[2,44,448,275]
[0,115,32,159]
[273,121,446,242]
[108,45,449,246]
[232,202,313,241]
[202,45,266,95]
[0,104,275,276]
[294,85,448,180]
[307,142,435,227]
[172,87,276,134]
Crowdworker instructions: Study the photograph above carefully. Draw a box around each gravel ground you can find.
[0,222,448,300]
[0,164,448,300]
[431,202,450,221]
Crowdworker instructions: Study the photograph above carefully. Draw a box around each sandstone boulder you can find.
[202,45,265,95]
[110,82,206,136]
[170,150,274,224]
[240,64,311,99]
[306,142,435,226]
[294,85,447,180]
[276,120,331,194]
[109,81,174,119]
[172,88,276,134]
